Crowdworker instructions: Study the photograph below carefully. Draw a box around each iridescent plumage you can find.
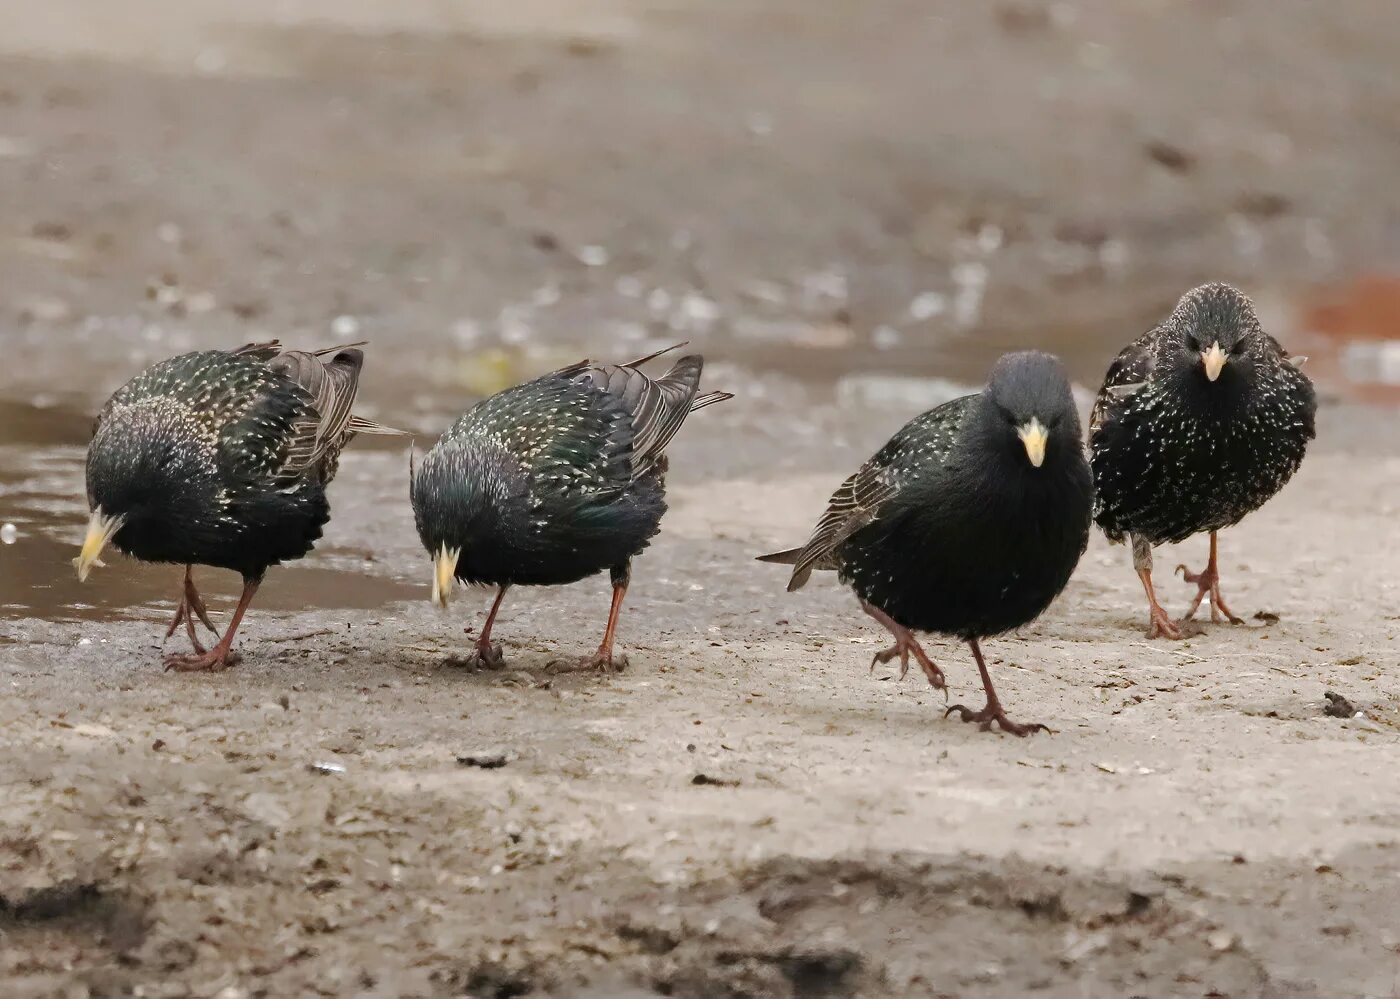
[81,341,398,671]
[762,351,1093,735]
[412,344,730,670]
[1089,283,1316,637]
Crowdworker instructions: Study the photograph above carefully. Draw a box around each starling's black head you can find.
[1161,283,1270,390]
[970,350,1083,471]
[78,406,221,578]
[411,440,523,607]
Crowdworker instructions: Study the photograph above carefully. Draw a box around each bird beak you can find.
[1201,341,1227,382]
[1016,417,1048,468]
[74,507,124,582]
[431,546,460,608]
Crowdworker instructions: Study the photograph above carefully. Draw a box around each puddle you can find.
[1,531,421,624]
[0,397,94,447]
[0,400,421,624]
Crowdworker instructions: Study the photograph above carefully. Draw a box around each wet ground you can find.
[3,2,1400,997]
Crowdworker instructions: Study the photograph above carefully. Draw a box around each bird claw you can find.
[869,643,910,679]
[944,702,1050,737]
[453,641,505,671]
[550,651,628,675]
[868,638,946,697]
[163,648,241,673]
[1145,608,1184,640]
[1175,563,1243,626]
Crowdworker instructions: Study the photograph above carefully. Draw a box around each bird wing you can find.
[560,347,732,481]
[1089,329,1158,433]
[265,346,367,476]
[776,463,900,591]
[768,397,971,591]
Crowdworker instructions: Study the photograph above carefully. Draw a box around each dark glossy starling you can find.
[412,344,732,671]
[760,351,1092,736]
[1090,283,1316,639]
[77,341,403,671]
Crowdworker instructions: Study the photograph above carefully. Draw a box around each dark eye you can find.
[1228,336,1250,355]
[1185,335,1202,352]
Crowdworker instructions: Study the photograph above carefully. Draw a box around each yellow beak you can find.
[1202,341,1227,382]
[432,546,460,608]
[1017,417,1047,468]
[74,507,125,582]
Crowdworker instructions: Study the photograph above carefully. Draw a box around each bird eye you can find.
[1185,335,1202,352]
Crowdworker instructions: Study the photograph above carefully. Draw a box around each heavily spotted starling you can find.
[77,341,402,671]
[1090,283,1316,639]
[760,351,1092,736]
[412,344,731,671]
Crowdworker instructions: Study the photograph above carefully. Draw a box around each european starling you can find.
[1090,283,1316,639]
[76,341,402,671]
[760,351,1092,736]
[412,344,731,671]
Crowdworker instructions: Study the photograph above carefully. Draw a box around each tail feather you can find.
[348,415,412,437]
[622,341,689,369]
[756,547,816,592]
[690,389,734,412]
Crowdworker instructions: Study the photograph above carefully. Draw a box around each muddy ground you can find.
[3,2,1400,997]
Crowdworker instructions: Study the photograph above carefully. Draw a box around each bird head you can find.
[78,415,177,581]
[982,351,1082,470]
[411,440,515,607]
[1168,282,1263,386]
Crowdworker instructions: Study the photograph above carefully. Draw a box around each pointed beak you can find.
[74,508,124,582]
[1017,417,1048,468]
[1202,341,1227,382]
[432,546,460,608]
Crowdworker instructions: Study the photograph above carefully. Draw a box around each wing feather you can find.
[561,350,730,481]
[1090,329,1158,434]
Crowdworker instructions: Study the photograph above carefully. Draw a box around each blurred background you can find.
[2,0,1398,617]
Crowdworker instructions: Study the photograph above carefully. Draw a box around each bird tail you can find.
[690,389,734,412]
[348,415,412,437]
[755,547,814,592]
[621,341,689,369]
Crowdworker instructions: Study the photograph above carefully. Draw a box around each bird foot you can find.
[869,638,947,696]
[945,701,1050,737]
[1145,602,1184,640]
[1175,563,1244,625]
[450,641,505,671]
[550,650,628,675]
[163,648,241,673]
[162,576,222,654]
[163,599,207,654]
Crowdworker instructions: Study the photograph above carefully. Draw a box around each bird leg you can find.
[1132,534,1182,640]
[1176,531,1244,625]
[163,578,259,673]
[553,565,630,674]
[460,585,508,670]
[944,638,1049,737]
[860,601,946,694]
[163,565,221,654]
